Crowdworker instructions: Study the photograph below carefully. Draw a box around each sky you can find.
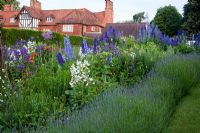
[19,0,188,22]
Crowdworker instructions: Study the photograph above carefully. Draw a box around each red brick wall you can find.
[86,26,101,33]
[30,0,41,10]
[39,25,56,32]
[56,24,83,36]
[105,0,113,24]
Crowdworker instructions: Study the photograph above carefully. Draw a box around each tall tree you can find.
[182,0,200,35]
[153,5,182,36]
[0,0,20,10]
[133,12,145,23]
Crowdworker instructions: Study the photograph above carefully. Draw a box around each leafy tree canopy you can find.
[182,0,200,35]
[133,12,146,23]
[0,0,20,11]
[153,5,182,36]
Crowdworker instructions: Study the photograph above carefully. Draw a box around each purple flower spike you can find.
[106,54,112,64]
[20,47,28,55]
[93,38,98,54]
[57,52,65,66]
[64,35,73,60]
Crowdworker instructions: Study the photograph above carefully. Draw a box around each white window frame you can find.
[47,17,53,22]
[10,17,16,23]
[99,27,102,33]
[91,26,95,32]
[43,29,51,32]
[63,25,74,32]
[83,26,86,32]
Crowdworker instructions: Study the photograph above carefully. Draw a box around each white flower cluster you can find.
[78,47,93,59]
[25,41,36,54]
[130,52,136,59]
[0,69,19,103]
[0,69,8,103]
[78,47,86,59]
[69,59,94,88]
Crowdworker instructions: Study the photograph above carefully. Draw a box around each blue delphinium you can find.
[106,54,112,64]
[57,52,65,66]
[64,35,73,60]
[82,39,89,55]
[93,38,98,54]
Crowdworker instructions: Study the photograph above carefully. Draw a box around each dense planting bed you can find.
[0,24,200,132]
[40,54,200,133]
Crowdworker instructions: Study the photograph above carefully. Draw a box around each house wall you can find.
[56,24,83,36]
[85,25,102,33]
[39,25,57,32]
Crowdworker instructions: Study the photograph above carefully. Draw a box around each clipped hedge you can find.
[2,28,93,46]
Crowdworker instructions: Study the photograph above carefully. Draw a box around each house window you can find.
[99,27,102,33]
[47,17,53,22]
[10,17,16,23]
[43,29,51,32]
[91,26,95,32]
[83,26,86,32]
[63,25,74,32]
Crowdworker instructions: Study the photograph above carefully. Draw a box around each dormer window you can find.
[47,16,53,22]
[10,17,16,23]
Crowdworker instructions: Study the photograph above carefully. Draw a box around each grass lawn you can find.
[165,84,200,133]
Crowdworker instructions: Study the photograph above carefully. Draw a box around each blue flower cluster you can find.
[57,35,73,66]
[137,23,200,47]
[64,35,73,60]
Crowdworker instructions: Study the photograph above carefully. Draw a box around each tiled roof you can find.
[0,5,106,27]
[103,23,147,37]
[0,10,19,26]
[18,6,43,19]
[58,8,103,26]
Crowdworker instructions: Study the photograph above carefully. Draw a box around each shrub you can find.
[1,28,93,46]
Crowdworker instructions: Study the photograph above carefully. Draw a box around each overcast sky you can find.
[19,0,188,22]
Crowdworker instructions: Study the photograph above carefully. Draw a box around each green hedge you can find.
[2,28,93,46]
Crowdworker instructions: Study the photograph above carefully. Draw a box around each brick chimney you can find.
[3,5,14,12]
[105,0,113,24]
[30,0,42,10]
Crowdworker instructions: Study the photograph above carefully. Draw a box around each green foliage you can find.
[175,43,195,54]
[2,28,93,46]
[166,85,200,133]
[28,60,71,98]
[43,54,200,133]
[182,0,200,35]
[0,80,62,131]
[153,5,182,36]
[0,0,20,10]
[133,12,145,23]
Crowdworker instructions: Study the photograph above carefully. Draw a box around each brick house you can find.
[0,0,113,36]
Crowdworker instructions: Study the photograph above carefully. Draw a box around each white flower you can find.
[69,59,95,88]
[130,52,136,59]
